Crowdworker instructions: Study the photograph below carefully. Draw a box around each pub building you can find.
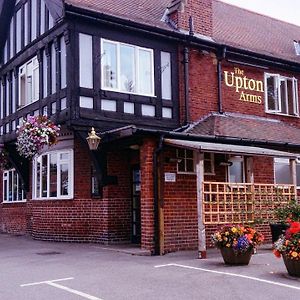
[0,0,300,257]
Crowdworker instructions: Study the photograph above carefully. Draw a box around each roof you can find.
[185,113,300,146]
[64,0,172,30]
[64,0,300,64]
[164,138,299,158]
[213,1,300,64]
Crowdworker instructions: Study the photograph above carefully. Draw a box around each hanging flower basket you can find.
[16,116,60,159]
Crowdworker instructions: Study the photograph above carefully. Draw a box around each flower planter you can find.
[220,247,253,265]
[283,254,300,277]
[269,223,289,243]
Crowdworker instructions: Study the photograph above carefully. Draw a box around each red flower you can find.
[288,222,300,234]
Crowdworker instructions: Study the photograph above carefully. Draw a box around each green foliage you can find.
[275,200,300,223]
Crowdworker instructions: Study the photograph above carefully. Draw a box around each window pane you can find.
[267,76,278,111]
[275,163,291,184]
[186,159,194,172]
[43,50,48,98]
[120,45,135,92]
[229,159,243,183]
[79,34,93,88]
[36,160,41,198]
[102,42,117,89]
[8,171,12,201]
[3,175,8,201]
[60,164,69,196]
[51,43,56,94]
[16,9,22,53]
[49,153,57,197]
[138,49,152,94]
[280,80,287,114]
[18,175,23,201]
[60,37,67,88]
[13,170,18,201]
[161,52,171,100]
[287,79,295,115]
[31,0,37,41]
[42,155,48,197]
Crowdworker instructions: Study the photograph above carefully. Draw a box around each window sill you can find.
[101,88,156,98]
[266,111,300,118]
[32,197,74,201]
[2,200,27,204]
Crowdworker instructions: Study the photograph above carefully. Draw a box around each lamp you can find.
[86,127,101,150]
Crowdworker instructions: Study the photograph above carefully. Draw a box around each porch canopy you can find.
[164,138,299,158]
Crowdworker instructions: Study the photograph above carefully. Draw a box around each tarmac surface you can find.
[1,233,300,300]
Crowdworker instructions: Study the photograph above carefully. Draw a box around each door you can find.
[132,166,141,244]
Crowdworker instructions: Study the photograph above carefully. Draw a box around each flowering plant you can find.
[274,220,300,260]
[16,116,60,159]
[212,225,264,253]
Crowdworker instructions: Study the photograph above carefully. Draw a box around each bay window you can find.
[101,39,154,96]
[3,169,25,203]
[33,149,73,199]
[265,73,299,116]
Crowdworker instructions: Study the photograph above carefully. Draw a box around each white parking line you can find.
[21,277,103,300]
[20,277,74,287]
[155,263,300,291]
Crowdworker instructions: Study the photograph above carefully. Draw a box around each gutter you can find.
[217,47,226,114]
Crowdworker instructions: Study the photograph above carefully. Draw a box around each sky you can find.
[220,0,300,26]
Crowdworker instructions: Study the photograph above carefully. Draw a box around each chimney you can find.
[167,0,213,37]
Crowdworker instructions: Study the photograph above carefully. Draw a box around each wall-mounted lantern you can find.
[86,127,101,150]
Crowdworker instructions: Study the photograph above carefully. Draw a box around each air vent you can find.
[294,40,300,56]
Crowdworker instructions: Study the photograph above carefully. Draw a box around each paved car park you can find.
[1,233,300,300]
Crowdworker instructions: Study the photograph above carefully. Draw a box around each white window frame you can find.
[274,157,300,188]
[176,150,214,175]
[18,56,39,108]
[3,169,26,203]
[33,149,74,200]
[101,39,155,97]
[265,73,299,117]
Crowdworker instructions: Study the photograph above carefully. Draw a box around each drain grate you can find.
[36,251,62,256]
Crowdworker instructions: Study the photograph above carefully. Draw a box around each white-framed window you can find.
[33,149,74,199]
[274,158,300,188]
[3,169,26,203]
[265,73,299,116]
[101,39,154,96]
[19,56,39,107]
[227,156,245,183]
[176,150,214,175]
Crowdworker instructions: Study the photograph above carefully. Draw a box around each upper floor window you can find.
[19,56,39,107]
[101,39,154,96]
[33,149,73,200]
[3,169,26,203]
[265,73,299,116]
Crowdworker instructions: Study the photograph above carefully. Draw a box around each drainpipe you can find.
[153,134,165,255]
[183,47,190,125]
[217,46,226,114]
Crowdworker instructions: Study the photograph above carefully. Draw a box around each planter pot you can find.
[220,247,253,265]
[283,254,300,277]
[269,223,289,243]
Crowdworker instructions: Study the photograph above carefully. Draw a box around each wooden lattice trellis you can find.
[202,182,296,225]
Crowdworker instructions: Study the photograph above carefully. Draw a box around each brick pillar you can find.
[140,138,157,253]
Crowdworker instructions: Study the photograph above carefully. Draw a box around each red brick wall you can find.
[161,148,277,253]
[140,138,157,253]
